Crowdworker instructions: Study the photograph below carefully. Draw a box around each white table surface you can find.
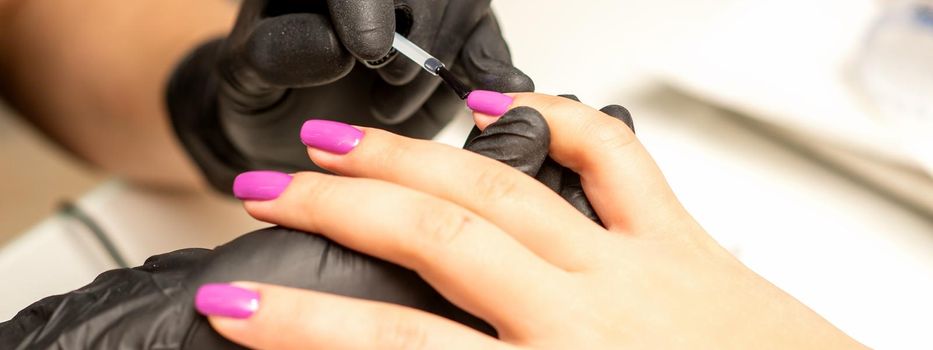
[3,1,933,348]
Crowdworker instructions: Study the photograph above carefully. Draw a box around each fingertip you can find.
[242,13,356,87]
[466,90,514,117]
[207,314,247,332]
[600,105,635,133]
[241,200,276,222]
[206,315,259,350]
[246,14,355,86]
[304,126,391,174]
[327,0,395,61]
[472,112,500,131]
[306,147,342,169]
[241,200,268,212]
[467,60,536,93]
[337,21,394,61]
[471,92,548,129]
[232,171,293,201]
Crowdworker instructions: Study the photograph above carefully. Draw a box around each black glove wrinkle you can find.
[241,14,355,89]
[464,95,636,225]
[465,107,549,176]
[167,0,534,194]
[559,168,602,223]
[461,13,534,92]
[1,227,495,349]
[167,39,252,192]
[326,0,396,61]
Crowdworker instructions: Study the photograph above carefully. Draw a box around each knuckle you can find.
[472,167,523,204]
[413,201,474,254]
[584,118,636,152]
[376,137,415,171]
[376,314,431,350]
[293,174,335,203]
[288,174,339,220]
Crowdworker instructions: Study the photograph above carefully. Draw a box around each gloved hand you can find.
[463,94,634,224]
[0,227,492,349]
[167,0,534,193]
[0,97,633,349]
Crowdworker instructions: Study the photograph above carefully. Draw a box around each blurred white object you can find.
[647,0,933,213]
[858,0,933,175]
[649,0,900,160]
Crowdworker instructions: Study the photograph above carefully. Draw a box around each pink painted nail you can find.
[466,90,514,116]
[195,283,260,319]
[300,119,363,154]
[232,171,292,201]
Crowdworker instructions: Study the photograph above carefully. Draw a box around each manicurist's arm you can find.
[0,0,236,188]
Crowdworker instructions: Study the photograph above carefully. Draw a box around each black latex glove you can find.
[463,95,634,224]
[0,227,492,349]
[167,0,534,193]
[1,97,634,349]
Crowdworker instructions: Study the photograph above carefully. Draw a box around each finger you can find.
[242,171,567,329]
[475,93,682,234]
[304,124,607,270]
[459,13,534,92]
[551,98,632,224]
[463,107,550,177]
[201,283,509,350]
[601,104,635,133]
[326,0,395,61]
[235,13,355,88]
[536,94,598,222]
[555,103,635,223]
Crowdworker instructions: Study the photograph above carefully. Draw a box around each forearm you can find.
[0,0,236,188]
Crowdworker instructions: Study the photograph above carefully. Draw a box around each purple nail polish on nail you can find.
[466,90,514,116]
[195,283,260,319]
[300,119,363,154]
[232,171,292,201]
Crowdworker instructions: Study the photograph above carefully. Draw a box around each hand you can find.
[0,227,492,349]
[198,93,865,349]
[166,0,533,192]
[463,94,634,223]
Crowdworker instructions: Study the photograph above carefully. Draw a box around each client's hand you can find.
[197,93,865,349]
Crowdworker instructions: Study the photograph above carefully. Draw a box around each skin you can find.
[0,0,237,188]
[207,93,867,349]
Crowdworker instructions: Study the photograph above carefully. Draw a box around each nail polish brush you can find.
[391,33,472,99]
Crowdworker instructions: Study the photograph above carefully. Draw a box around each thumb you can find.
[221,13,355,112]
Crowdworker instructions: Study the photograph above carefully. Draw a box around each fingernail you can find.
[195,283,260,319]
[232,171,292,201]
[466,90,514,116]
[300,119,363,154]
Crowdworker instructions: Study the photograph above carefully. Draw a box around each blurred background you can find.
[2,0,932,348]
